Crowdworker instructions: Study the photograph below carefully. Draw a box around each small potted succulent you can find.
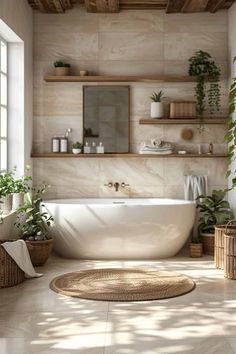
[197,189,231,255]
[72,141,82,154]
[0,171,15,215]
[150,91,164,118]
[54,61,71,76]
[15,184,54,266]
[189,233,203,258]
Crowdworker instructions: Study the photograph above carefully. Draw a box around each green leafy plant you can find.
[54,61,71,68]
[0,171,15,197]
[188,50,221,120]
[13,166,32,194]
[225,56,236,189]
[15,184,53,241]
[196,189,231,235]
[150,91,164,103]
[72,141,82,149]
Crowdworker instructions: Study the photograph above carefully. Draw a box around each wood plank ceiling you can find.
[27,0,235,13]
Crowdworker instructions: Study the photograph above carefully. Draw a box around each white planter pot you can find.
[72,148,82,154]
[151,102,163,118]
[12,193,25,210]
[0,194,13,215]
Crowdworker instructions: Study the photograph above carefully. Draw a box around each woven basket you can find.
[0,244,25,288]
[190,243,203,258]
[26,239,53,266]
[201,232,214,255]
[224,220,236,280]
[215,222,236,270]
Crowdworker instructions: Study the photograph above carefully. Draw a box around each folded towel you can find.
[139,150,173,155]
[2,240,43,278]
[184,175,208,201]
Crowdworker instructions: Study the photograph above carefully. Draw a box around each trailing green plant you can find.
[150,91,164,103]
[72,141,82,149]
[188,50,221,120]
[196,189,231,235]
[54,61,71,68]
[225,56,236,189]
[15,184,53,241]
[13,166,32,194]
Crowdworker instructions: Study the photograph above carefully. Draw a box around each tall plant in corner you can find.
[188,50,221,130]
[225,56,236,189]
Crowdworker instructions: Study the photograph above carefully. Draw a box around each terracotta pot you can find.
[55,67,70,76]
[0,195,13,215]
[201,232,214,255]
[190,243,203,258]
[25,239,53,266]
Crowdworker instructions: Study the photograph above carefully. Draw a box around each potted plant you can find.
[15,184,54,266]
[188,50,221,131]
[72,141,82,154]
[0,171,15,215]
[196,189,231,255]
[150,91,164,118]
[54,61,71,76]
[12,166,32,210]
[190,233,203,258]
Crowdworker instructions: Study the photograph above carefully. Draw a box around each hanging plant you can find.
[188,50,221,122]
[225,56,236,189]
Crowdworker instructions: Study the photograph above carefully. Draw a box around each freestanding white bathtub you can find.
[44,198,196,260]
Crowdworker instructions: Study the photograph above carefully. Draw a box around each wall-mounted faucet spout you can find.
[114,182,120,192]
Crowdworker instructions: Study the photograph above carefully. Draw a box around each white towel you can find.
[184,175,208,201]
[2,240,43,278]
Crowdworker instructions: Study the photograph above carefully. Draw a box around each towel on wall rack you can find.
[184,175,208,201]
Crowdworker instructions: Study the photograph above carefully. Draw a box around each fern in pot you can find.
[15,184,54,266]
[150,91,164,118]
[196,189,231,255]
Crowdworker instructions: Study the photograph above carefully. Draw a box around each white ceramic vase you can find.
[72,148,82,154]
[12,193,25,210]
[151,102,163,118]
[0,195,13,215]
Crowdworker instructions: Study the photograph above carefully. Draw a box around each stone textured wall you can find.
[33,6,228,199]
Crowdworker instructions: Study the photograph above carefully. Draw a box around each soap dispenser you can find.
[83,142,91,154]
[91,141,96,153]
[96,142,104,154]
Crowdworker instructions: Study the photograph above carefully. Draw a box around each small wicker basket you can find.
[0,242,25,288]
[26,239,53,266]
[224,220,236,280]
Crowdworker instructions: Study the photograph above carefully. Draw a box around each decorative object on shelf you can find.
[54,61,71,76]
[15,184,54,266]
[96,142,105,154]
[197,189,231,255]
[80,70,88,76]
[51,136,60,153]
[72,142,82,154]
[225,56,236,190]
[170,101,196,118]
[181,128,194,141]
[139,138,173,155]
[91,142,96,153]
[188,50,221,130]
[224,221,236,279]
[150,91,164,118]
[83,142,91,154]
[59,136,68,153]
[208,142,214,154]
[177,150,187,155]
[198,144,202,155]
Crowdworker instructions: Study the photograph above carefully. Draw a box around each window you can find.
[0,37,7,172]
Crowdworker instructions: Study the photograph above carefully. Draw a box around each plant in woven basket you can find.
[15,184,53,241]
[188,50,221,132]
[197,189,231,235]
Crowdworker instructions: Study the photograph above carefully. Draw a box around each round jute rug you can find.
[50,268,195,302]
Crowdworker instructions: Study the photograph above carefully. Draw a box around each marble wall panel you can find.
[33,6,229,200]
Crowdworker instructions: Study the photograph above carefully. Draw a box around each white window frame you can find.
[0,36,7,173]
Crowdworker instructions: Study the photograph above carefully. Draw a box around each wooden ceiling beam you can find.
[166,0,186,13]
[84,0,119,12]
[206,0,228,12]
[52,0,65,12]
[181,0,209,13]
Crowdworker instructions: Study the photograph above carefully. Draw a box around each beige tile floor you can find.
[0,253,236,354]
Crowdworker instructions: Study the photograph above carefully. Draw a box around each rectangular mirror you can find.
[83,86,130,153]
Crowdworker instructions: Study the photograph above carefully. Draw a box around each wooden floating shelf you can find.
[44,75,197,83]
[31,153,227,158]
[139,118,226,125]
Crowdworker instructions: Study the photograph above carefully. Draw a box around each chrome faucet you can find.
[104,182,130,192]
